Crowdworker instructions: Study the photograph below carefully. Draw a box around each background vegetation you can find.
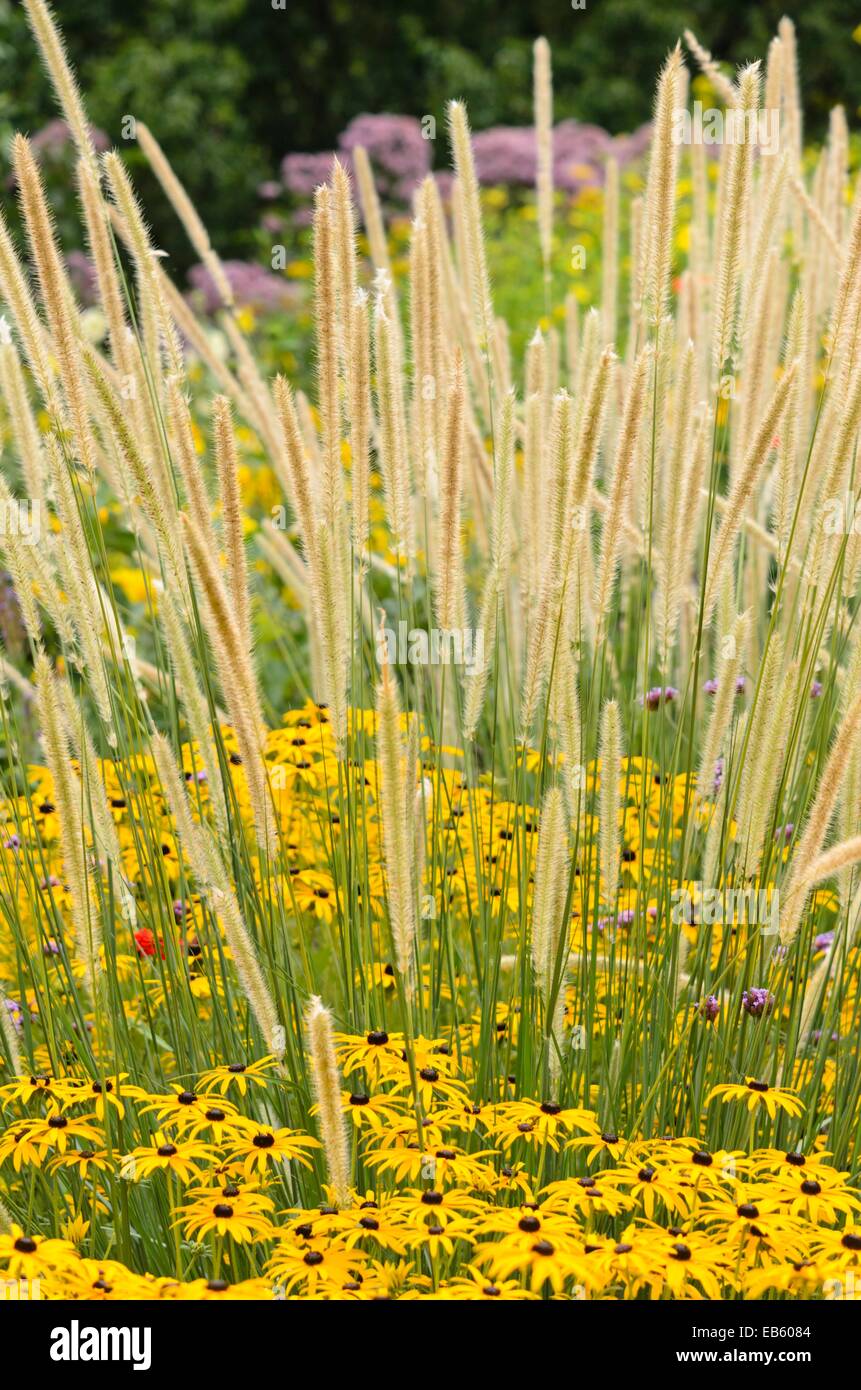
[0,0,858,268]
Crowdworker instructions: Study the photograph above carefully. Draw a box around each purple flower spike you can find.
[704,678,718,695]
[4,998,23,1030]
[700,995,720,1021]
[742,987,774,1018]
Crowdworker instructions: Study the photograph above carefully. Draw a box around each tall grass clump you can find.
[0,3,860,1302]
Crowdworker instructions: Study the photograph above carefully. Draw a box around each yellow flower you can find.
[126,1133,217,1182]
[110,567,152,605]
[707,1079,805,1119]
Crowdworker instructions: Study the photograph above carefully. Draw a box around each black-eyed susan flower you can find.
[335,1030,405,1079]
[176,1189,275,1243]
[427,1263,541,1300]
[336,1088,408,1133]
[0,1225,74,1279]
[23,1110,104,1156]
[267,1238,369,1296]
[227,1124,320,1178]
[126,1133,217,1182]
[196,1056,279,1096]
[48,1146,115,1178]
[707,1079,805,1119]
[600,1159,693,1219]
[392,1186,484,1229]
[474,1226,588,1295]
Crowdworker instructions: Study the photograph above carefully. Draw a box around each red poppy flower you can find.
[134,928,164,959]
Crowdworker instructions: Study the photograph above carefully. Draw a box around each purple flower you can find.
[704,676,746,696]
[173,900,186,924]
[30,118,109,158]
[610,123,654,164]
[616,908,635,926]
[338,114,430,199]
[3,834,20,851]
[4,998,23,1030]
[814,931,834,953]
[257,180,283,201]
[774,823,794,842]
[643,685,679,710]
[281,151,343,196]
[65,250,100,307]
[472,126,538,185]
[276,113,650,217]
[187,260,297,316]
[742,987,774,1018]
[700,994,720,1021]
[810,680,823,698]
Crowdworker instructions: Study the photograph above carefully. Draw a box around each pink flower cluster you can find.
[279,112,652,203]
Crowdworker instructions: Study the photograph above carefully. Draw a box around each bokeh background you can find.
[1,0,858,271]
